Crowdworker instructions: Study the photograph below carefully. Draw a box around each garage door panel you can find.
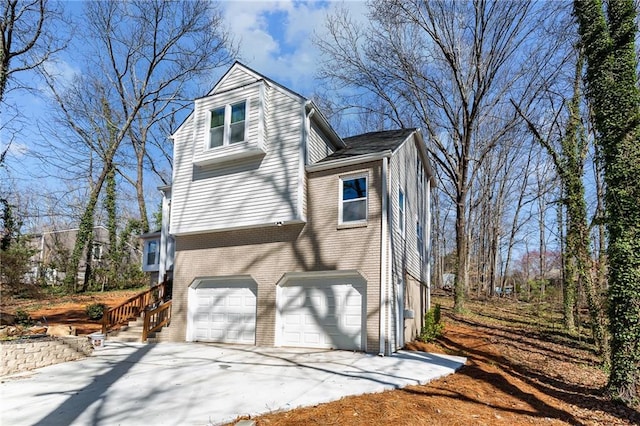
[278,276,365,351]
[191,280,257,345]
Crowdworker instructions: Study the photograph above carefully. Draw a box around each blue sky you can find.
[0,0,368,228]
[1,0,367,162]
[220,0,367,94]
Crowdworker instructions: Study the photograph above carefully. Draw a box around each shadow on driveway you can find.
[33,344,153,426]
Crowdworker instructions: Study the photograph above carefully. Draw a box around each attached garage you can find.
[187,276,257,344]
[276,271,366,351]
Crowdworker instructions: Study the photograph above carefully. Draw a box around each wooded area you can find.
[1,0,639,406]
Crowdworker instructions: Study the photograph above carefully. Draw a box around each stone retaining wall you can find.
[0,336,94,376]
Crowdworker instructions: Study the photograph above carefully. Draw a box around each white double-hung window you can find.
[340,175,367,224]
[209,101,247,148]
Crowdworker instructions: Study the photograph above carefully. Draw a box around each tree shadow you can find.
[434,322,640,424]
[32,343,154,426]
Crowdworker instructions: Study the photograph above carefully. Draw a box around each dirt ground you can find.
[240,295,640,426]
[2,289,142,335]
[2,290,639,425]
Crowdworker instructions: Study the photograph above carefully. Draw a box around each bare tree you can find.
[317,0,560,312]
[40,0,235,290]
[514,52,610,358]
[0,0,65,104]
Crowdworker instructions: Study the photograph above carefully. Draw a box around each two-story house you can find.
[27,225,110,285]
[160,63,435,355]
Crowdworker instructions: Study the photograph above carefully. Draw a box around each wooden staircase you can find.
[102,281,172,343]
[110,316,159,343]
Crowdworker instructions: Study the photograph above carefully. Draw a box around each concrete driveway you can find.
[0,341,466,426]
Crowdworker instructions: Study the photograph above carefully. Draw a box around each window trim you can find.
[339,173,368,226]
[207,100,248,150]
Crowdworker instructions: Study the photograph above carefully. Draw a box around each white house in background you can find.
[154,62,435,355]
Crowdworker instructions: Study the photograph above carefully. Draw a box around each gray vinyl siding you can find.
[389,135,425,281]
[307,121,334,164]
[170,69,303,235]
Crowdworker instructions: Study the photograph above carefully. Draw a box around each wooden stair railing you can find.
[142,301,172,342]
[102,281,169,335]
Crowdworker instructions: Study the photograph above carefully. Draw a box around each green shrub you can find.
[420,304,444,342]
[14,309,31,326]
[85,303,107,320]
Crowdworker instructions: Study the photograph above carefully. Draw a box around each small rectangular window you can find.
[92,243,103,261]
[398,189,405,236]
[341,176,367,223]
[146,241,158,266]
[416,222,424,258]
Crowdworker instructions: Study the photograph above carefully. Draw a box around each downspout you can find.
[379,157,389,356]
[387,178,394,354]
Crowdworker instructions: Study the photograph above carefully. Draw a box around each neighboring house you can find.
[27,226,109,284]
[140,186,175,285]
[159,62,435,355]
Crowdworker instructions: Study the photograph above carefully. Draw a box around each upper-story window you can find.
[209,101,247,149]
[416,221,424,258]
[340,175,367,224]
[398,188,405,237]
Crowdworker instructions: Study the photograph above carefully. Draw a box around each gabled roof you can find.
[207,61,306,101]
[320,129,417,162]
[171,62,344,148]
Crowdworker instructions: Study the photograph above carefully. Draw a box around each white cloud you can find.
[0,140,29,158]
[221,0,369,95]
[41,58,80,90]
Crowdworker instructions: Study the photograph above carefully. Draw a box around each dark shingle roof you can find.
[320,129,416,162]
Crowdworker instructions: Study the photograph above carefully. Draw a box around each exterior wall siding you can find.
[167,161,383,353]
[389,135,424,280]
[388,134,429,344]
[404,275,424,342]
[307,121,334,164]
[215,67,259,93]
[170,75,303,235]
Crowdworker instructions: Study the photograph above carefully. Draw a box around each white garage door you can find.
[191,279,256,344]
[277,275,365,350]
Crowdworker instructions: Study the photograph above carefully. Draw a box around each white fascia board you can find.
[306,151,392,173]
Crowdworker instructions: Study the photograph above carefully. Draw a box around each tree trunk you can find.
[574,0,640,404]
[454,188,468,313]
